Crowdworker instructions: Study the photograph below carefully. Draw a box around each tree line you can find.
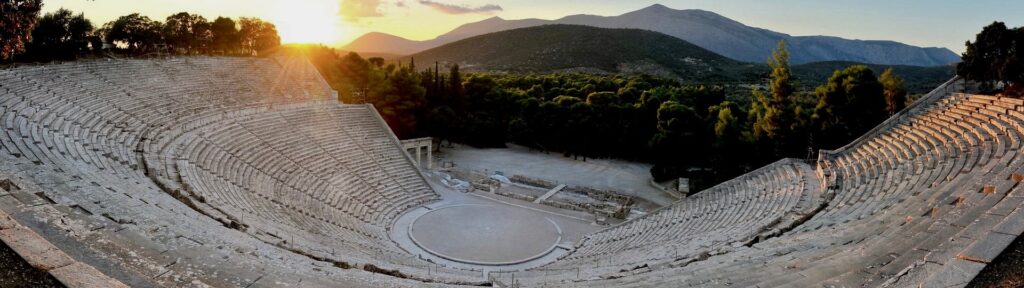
[298,44,910,191]
[958,21,1024,95]
[2,1,280,62]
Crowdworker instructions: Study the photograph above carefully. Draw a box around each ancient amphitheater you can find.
[1,56,1022,287]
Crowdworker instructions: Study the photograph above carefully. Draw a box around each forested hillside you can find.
[404,25,952,93]
[792,61,955,94]
[410,25,759,82]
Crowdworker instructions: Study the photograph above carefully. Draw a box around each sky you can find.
[42,0,1024,53]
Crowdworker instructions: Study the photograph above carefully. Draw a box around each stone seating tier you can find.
[4,62,1022,288]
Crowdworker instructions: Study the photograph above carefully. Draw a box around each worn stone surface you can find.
[960,232,1018,263]
[968,232,1024,287]
[926,260,987,287]
[0,238,62,287]
[0,210,16,230]
[50,262,130,288]
[0,227,74,271]
[995,208,1024,236]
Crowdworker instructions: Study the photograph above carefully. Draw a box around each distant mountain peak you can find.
[624,5,727,22]
[343,4,959,66]
[642,4,671,11]
[632,5,721,16]
[409,24,748,81]
[363,31,399,37]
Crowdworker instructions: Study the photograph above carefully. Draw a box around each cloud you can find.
[418,0,503,15]
[340,0,386,21]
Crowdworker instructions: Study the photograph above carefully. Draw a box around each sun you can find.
[270,1,342,44]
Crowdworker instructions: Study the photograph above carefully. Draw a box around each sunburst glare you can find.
[270,0,342,44]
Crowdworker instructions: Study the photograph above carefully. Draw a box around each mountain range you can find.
[408,25,760,82]
[344,4,959,66]
[406,24,955,90]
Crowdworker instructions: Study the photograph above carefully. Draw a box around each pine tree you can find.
[752,41,794,147]
[879,68,907,116]
[813,65,885,149]
[449,64,463,100]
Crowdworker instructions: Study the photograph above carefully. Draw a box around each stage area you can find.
[438,143,675,206]
[409,204,562,265]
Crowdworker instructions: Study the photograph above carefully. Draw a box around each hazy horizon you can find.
[41,0,1024,54]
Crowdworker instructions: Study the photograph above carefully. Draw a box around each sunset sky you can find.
[42,0,1024,53]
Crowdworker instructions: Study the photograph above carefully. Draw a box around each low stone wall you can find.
[539,197,634,219]
[471,178,500,192]
[462,173,637,219]
[505,175,635,219]
[564,186,632,203]
[538,200,614,219]
[509,175,557,190]
[450,170,487,184]
[493,187,538,202]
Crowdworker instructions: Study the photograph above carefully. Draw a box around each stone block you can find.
[8,191,46,206]
[982,185,995,194]
[0,227,74,271]
[923,259,986,287]
[1012,173,1024,183]
[49,262,129,288]
[994,208,1024,236]
[988,196,1023,216]
[958,232,1017,263]
[0,210,16,230]
[0,179,15,191]
[957,214,1007,241]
